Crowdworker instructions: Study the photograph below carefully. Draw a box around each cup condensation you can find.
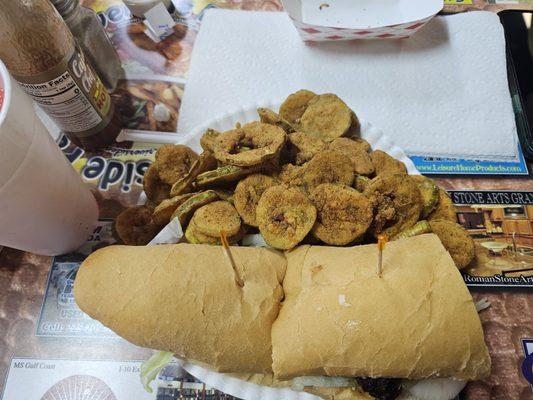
[0,60,98,256]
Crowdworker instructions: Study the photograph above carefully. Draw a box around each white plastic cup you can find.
[0,60,98,256]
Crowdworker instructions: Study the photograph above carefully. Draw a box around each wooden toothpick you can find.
[377,234,388,278]
[220,230,244,287]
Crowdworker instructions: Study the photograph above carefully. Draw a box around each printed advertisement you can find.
[59,135,155,216]
[1,358,238,400]
[449,190,533,287]
[36,220,117,338]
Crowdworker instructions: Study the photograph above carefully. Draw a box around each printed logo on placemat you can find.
[36,220,118,338]
[522,339,533,388]
[448,190,533,288]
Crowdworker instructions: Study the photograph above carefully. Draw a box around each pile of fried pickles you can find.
[115,90,475,270]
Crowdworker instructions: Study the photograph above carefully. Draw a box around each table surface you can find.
[1,1,533,399]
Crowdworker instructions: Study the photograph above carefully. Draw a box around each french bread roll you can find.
[74,244,286,373]
[272,234,490,380]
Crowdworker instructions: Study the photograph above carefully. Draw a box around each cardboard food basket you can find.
[282,0,443,41]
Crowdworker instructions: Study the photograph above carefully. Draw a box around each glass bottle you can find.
[0,0,122,151]
[51,0,124,92]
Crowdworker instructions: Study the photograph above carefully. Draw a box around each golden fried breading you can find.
[429,219,475,269]
[310,184,373,245]
[256,185,317,250]
[152,193,196,226]
[329,137,374,176]
[363,173,422,238]
[277,163,305,187]
[299,94,352,142]
[170,190,220,227]
[170,151,218,197]
[155,144,199,185]
[143,163,170,204]
[410,175,439,218]
[301,150,355,190]
[370,150,407,176]
[195,164,261,188]
[428,189,457,222]
[234,174,278,227]
[185,223,246,245]
[114,205,159,245]
[214,122,286,167]
[288,132,327,165]
[257,108,294,133]
[190,200,242,237]
[200,129,221,152]
[279,89,317,123]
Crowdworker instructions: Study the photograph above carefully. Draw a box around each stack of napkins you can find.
[178,10,518,161]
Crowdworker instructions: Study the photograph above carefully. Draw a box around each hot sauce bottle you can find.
[0,0,121,151]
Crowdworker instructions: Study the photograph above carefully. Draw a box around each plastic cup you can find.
[0,60,98,256]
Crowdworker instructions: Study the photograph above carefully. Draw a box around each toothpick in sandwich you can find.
[220,230,244,287]
[377,234,388,277]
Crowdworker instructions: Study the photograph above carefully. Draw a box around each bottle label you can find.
[14,48,112,135]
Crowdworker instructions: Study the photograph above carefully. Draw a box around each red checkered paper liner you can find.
[290,16,434,42]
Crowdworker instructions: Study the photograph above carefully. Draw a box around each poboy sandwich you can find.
[74,234,490,400]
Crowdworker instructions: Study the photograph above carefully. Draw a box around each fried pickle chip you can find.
[234,174,278,227]
[200,129,221,152]
[279,89,317,123]
[370,150,407,176]
[155,144,199,185]
[114,205,159,245]
[195,164,261,188]
[288,132,327,165]
[429,219,475,269]
[428,189,457,222]
[170,151,218,197]
[277,163,305,187]
[143,163,170,204]
[257,108,295,133]
[256,185,317,250]
[298,94,352,142]
[394,220,432,240]
[363,173,423,238]
[170,190,219,227]
[213,122,286,167]
[310,184,373,245]
[301,150,355,190]
[189,200,242,237]
[329,137,374,176]
[410,175,439,218]
[213,189,234,204]
[152,192,196,226]
[185,223,246,245]
[354,175,371,192]
[345,110,362,139]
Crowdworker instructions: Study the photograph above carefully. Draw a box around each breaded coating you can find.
[428,189,457,222]
[143,163,170,204]
[299,94,352,142]
[256,185,317,250]
[288,132,327,165]
[214,122,286,167]
[115,205,159,245]
[190,201,242,237]
[429,219,475,269]
[310,184,373,245]
[279,89,317,123]
[155,144,198,185]
[329,137,374,176]
[234,174,278,227]
[370,150,407,176]
[363,173,422,238]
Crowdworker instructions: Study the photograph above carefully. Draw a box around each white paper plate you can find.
[178,100,419,175]
[171,102,420,400]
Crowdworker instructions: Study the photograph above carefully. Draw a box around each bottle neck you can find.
[50,0,81,28]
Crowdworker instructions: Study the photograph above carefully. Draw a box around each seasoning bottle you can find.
[0,0,122,151]
[50,0,124,92]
